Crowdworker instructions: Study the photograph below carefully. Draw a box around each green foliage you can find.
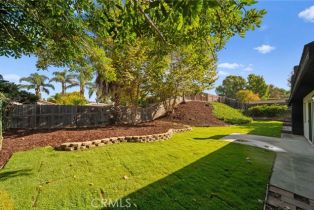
[19,73,54,98]
[247,104,289,117]
[217,74,284,101]
[267,85,290,99]
[216,76,246,98]
[247,74,267,98]
[0,0,92,60]
[211,102,252,124]
[236,90,260,103]
[0,122,282,209]
[48,92,87,105]
[0,79,38,103]
[2,1,266,111]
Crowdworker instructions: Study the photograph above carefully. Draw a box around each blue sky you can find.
[1,1,314,99]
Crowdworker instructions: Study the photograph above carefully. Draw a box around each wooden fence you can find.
[4,93,288,130]
[185,93,219,102]
[5,104,113,129]
[5,97,183,129]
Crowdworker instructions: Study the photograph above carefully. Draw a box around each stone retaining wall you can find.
[56,126,192,151]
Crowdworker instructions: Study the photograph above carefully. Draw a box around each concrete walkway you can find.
[222,133,314,201]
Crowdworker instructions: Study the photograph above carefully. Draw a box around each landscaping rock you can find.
[55,125,192,151]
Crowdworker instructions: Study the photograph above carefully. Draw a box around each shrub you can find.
[247,104,288,117]
[236,90,260,103]
[48,92,87,105]
[211,102,252,124]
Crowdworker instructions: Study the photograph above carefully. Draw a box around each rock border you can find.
[55,126,192,151]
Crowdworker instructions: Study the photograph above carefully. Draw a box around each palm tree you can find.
[73,68,93,96]
[19,73,54,98]
[50,70,77,94]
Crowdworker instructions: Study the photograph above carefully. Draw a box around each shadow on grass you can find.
[103,143,273,210]
[193,135,226,140]
[0,169,32,181]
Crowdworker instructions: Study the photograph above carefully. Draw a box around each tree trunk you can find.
[80,83,84,96]
[113,92,121,124]
[62,82,65,95]
[35,86,41,98]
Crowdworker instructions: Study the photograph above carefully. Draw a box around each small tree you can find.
[236,90,260,103]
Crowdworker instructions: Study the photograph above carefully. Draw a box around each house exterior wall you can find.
[303,90,314,142]
[291,100,304,135]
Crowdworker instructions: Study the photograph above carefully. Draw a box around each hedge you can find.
[247,104,288,117]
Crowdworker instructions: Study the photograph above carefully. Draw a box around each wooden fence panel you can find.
[6,104,114,129]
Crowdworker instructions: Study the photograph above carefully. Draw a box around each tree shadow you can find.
[0,169,32,181]
[193,135,227,140]
[103,143,273,210]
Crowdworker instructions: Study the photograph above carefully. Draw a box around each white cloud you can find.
[218,70,229,76]
[218,62,243,69]
[298,5,314,22]
[2,74,21,83]
[243,64,253,72]
[254,44,275,54]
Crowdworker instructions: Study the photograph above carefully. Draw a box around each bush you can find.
[236,90,260,103]
[211,102,252,124]
[48,92,87,105]
[247,104,288,117]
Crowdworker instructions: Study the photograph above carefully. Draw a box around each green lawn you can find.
[211,102,253,124]
[0,121,282,210]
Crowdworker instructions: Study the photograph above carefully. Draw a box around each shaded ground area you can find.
[0,124,277,209]
[164,101,226,126]
[0,120,185,168]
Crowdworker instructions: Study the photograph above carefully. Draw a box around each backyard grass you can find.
[211,102,253,124]
[0,121,282,210]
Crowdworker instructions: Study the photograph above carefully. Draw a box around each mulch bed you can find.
[0,120,185,168]
[164,101,226,127]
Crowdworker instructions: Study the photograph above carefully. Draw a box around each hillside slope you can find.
[164,101,226,126]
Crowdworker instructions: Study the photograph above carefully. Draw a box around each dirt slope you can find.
[163,101,226,127]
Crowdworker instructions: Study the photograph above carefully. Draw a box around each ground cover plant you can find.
[211,102,253,124]
[0,121,281,210]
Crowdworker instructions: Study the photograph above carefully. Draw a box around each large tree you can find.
[0,0,92,61]
[246,74,268,98]
[19,73,54,98]
[216,75,247,98]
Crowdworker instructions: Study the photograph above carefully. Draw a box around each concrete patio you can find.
[222,133,314,209]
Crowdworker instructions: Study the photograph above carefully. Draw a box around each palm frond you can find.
[42,87,50,95]
[42,83,55,90]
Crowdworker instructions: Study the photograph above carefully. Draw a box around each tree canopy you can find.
[216,75,247,98]
[216,74,289,101]
[246,73,267,98]
[1,0,267,112]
